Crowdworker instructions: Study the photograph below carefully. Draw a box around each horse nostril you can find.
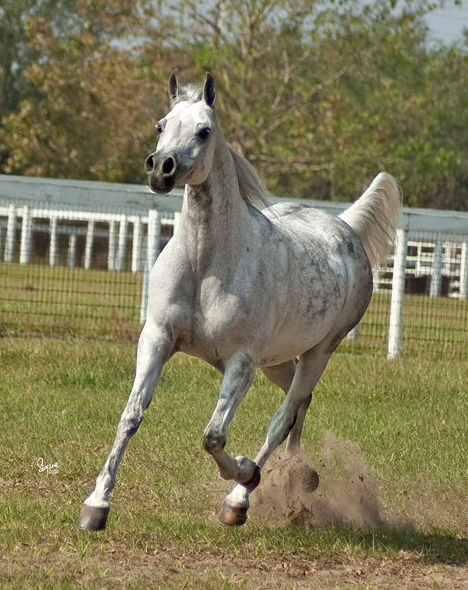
[145,154,155,173]
[162,156,176,177]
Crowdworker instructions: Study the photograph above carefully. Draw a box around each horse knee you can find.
[203,428,226,453]
[122,416,142,437]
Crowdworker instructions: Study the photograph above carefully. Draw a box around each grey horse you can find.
[78,72,401,530]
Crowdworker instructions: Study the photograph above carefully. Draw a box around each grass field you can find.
[2,337,467,589]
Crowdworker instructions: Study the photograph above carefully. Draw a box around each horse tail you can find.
[339,172,402,267]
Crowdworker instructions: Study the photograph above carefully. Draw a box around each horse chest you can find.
[173,278,260,362]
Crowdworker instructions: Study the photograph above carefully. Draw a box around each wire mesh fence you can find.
[350,233,468,356]
[1,175,467,357]
[0,218,178,340]
[0,176,180,342]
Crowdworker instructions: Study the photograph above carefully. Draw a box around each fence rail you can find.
[1,174,467,358]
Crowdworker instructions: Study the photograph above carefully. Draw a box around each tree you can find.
[1,0,467,209]
[162,0,468,207]
[1,0,171,181]
[0,0,76,170]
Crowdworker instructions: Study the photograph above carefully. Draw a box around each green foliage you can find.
[1,0,467,208]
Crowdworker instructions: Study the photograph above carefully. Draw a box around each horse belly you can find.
[175,296,257,365]
[258,252,365,365]
[258,302,340,366]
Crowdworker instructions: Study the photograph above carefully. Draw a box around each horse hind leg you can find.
[219,346,330,526]
[261,359,296,394]
[262,359,312,453]
[286,393,312,453]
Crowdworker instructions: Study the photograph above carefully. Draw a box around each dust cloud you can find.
[250,431,382,528]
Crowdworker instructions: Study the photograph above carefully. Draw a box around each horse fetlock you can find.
[235,456,260,490]
[242,465,261,492]
[203,429,226,453]
[218,466,234,480]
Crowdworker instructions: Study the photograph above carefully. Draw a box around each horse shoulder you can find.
[146,238,195,330]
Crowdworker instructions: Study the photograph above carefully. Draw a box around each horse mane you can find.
[174,84,271,210]
[227,145,271,209]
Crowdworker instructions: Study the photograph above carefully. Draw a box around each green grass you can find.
[1,337,467,589]
[2,262,467,356]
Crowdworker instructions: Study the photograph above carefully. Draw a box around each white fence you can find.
[1,174,467,357]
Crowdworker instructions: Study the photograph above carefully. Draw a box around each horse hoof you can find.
[242,464,261,492]
[218,501,248,526]
[77,504,110,531]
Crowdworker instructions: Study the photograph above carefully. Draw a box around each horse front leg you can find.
[78,322,174,531]
[220,346,331,526]
[203,354,258,489]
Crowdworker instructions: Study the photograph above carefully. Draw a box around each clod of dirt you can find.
[250,431,382,528]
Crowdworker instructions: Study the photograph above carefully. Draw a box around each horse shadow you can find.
[299,522,468,565]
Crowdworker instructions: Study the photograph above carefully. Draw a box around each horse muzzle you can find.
[145,152,177,194]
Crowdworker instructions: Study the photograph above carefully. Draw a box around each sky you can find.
[425,4,468,43]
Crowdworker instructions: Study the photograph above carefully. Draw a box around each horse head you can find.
[145,71,217,193]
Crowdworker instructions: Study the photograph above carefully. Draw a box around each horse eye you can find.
[197,127,211,141]
[156,123,163,134]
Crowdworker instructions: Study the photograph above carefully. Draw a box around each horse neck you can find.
[178,133,249,269]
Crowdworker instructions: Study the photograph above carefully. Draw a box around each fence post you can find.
[147,209,161,271]
[173,211,181,236]
[347,325,359,340]
[460,241,468,300]
[116,214,128,272]
[429,235,443,298]
[4,204,16,262]
[388,227,408,360]
[132,217,143,272]
[84,220,94,270]
[19,206,32,264]
[372,268,381,291]
[68,233,77,268]
[140,210,161,325]
[49,216,58,266]
[140,262,149,325]
[108,220,116,271]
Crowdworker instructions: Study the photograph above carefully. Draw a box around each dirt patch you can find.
[4,543,468,590]
[251,431,382,528]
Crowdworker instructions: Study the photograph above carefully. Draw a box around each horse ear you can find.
[203,72,216,108]
[168,69,180,103]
